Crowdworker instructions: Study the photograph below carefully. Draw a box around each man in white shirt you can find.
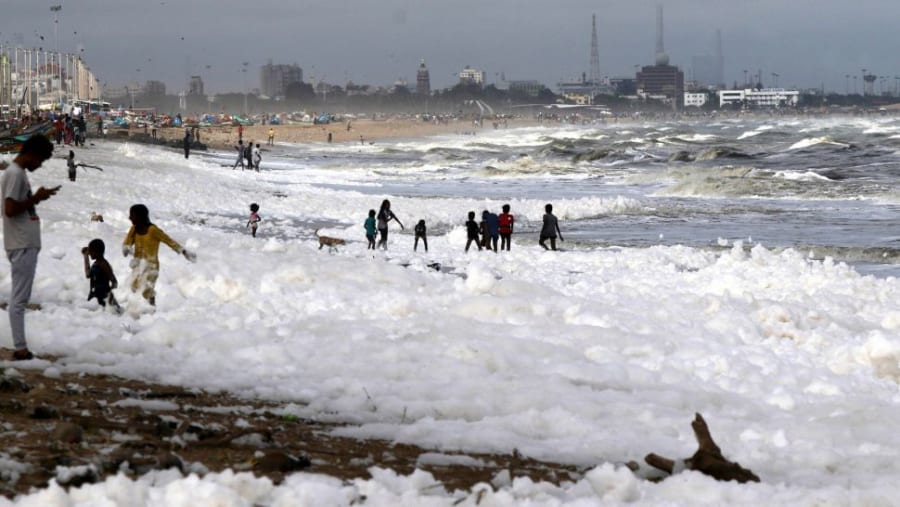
[2,135,60,360]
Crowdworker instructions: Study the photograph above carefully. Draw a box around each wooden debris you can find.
[645,413,760,483]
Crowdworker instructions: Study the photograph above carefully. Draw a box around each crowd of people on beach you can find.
[1,131,563,362]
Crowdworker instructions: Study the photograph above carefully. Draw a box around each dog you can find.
[315,229,346,252]
[90,212,104,222]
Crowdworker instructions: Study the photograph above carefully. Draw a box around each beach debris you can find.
[252,450,311,474]
[644,413,760,483]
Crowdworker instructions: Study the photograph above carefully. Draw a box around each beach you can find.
[0,116,898,504]
[145,117,525,149]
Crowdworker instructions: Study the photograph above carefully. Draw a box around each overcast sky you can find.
[1,0,897,95]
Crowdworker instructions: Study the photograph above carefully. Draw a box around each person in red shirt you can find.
[498,204,515,251]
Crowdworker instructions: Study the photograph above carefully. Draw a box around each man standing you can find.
[2,135,60,360]
[183,127,192,159]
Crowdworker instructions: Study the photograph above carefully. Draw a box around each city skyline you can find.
[1,0,898,96]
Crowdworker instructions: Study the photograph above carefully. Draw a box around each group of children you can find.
[240,199,564,254]
[360,201,563,253]
[83,204,196,311]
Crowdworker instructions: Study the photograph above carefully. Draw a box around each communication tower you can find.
[589,14,601,92]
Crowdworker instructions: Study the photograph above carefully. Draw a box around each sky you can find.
[0,118,898,504]
[2,0,899,96]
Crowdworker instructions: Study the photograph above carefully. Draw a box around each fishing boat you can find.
[0,121,56,154]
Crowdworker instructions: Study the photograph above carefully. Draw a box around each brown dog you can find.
[90,212,104,222]
[315,229,346,252]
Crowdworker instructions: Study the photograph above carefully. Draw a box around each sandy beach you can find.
[144,117,533,150]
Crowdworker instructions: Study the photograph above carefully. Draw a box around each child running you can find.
[364,209,377,250]
[122,204,196,306]
[82,239,121,312]
[247,203,261,237]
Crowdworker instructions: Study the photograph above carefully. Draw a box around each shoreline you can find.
[126,117,538,151]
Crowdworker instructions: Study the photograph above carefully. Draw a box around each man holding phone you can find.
[2,135,60,360]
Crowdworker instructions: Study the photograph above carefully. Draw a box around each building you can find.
[717,88,799,108]
[563,93,592,105]
[416,60,430,95]
[259,61,303,99]
[0,54,10,108]
[637,64,684,108]
[558,73,615,97]
[684,92,708,108]
[144,80,166,97]
[188,76,204,96]
[459,66,485,87]
[636,5,685,108]
[508,80,544,98]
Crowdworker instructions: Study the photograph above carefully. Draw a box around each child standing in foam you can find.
[414,219,428,252]
[498,203,515,251]
[539,203,564,251]
[82,238,121,312]
[465,211,482,252]
[376,199,403,250]
[67,150,77,182]
[122,204,196,306]
[364,209,377,250]
[247,203,261,237]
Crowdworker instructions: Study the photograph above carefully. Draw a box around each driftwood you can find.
[645,413,760,483]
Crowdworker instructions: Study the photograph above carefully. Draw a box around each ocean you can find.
[210,115,900,277]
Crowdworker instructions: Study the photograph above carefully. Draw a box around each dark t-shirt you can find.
[88,260,112,303]
[466,220,480,239]
[541,213,559,238]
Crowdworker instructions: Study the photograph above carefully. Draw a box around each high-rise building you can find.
[416,60,431,95]
[260,60,303,99]
[637,5,684,108]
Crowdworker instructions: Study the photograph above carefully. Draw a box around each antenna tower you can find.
[589,14,601,90]
[655,5,669,65]
[715,29,724,87]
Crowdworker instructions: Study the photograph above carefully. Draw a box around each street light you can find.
[241,61,248,116]
[50,5,61,107]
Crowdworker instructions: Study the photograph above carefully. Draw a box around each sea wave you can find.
[787,136,853,150]
[695,147,754,160]
[798,245,900,265]
[773,170,835,182]
[737,130,762,140]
